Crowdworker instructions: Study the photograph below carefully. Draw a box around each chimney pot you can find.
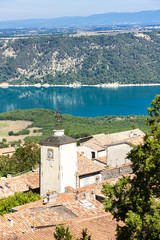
[8,218,13,227]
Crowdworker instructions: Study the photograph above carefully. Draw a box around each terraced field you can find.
[0,120,42,143]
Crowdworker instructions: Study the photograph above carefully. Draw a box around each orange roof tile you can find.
[77,153,105,176]
[0,172,39,198]
[125,136,144,145]
[0,175,128,240]
[84,139,106,151]
[95,156,107,164]
[68,214,123,240]
[82,129,145,150]
[0,147,15,155]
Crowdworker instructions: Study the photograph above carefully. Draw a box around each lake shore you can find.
[0,84,159,116]
[1,82,160,88]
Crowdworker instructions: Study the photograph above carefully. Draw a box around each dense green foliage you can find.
[8,128,30,136]
[0,142,8,148]
[0,139,21,148]
[0,30,160,85]
[102,95,160,239]
[0,141,40,177]
[0,191,41,215]
[9,139,22,147]
[0,139,9,148]
[54,225,91,240]
[0,108,148,141]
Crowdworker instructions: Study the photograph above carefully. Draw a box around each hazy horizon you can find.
[0,9,160,23]
[0,0,160,22]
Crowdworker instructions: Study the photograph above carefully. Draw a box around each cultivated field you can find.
[0,120,42,143]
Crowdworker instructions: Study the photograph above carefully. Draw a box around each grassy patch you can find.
[0,123,8,128]
[0,132,8,136]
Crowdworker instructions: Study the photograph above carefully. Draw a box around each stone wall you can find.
[102,163,132,181]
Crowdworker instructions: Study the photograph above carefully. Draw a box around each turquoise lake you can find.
[0,86,160,117]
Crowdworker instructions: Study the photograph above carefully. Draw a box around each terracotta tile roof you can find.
[10,212,122,240]
[0,147,15,155]
[77,153,105,176]
[0,172,39,198]
[67,214,122,240]
[0,178,107,236]
[82,138,105,151]
[12,199,44,212]
[16,227,56,240]
[95,156,107,164]
[11,213,122,240]
[0,175,128,239]
[1,196,105,238]
[92,133,115,146]
[125,136,144,145]
[82,129,145,150]
[103,129,144,146]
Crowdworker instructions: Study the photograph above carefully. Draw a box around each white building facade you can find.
[40,129,77,196]
[106,142,131,168]
[77,145,106,160]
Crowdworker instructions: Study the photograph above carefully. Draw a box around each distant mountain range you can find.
[0,10,160,29]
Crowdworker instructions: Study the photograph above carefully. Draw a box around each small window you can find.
[91,152,95,159]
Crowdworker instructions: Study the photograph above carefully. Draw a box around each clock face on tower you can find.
[47,149,54,159]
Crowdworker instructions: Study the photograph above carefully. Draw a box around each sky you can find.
[0,0,160,21]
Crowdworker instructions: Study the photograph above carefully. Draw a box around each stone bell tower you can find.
[40,108,77,196]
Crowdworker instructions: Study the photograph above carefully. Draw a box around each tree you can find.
[78,229,91,240]
[102,95,160,240]
[0,140,40,177]
[54,225,91,240]
[54,226,73,240]
[0,191,41,216]
[14,140,40,172]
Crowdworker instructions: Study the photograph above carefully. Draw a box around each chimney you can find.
[46,191,58,204]
[8,218,13,227]
[83,192,86,199]
[53,129,64,136]
[129,131,133,138]
[84,191,90,200]
[91,189,95,199]
[43,198,47,205]
[96,176,100,185]
[75,191,79,200]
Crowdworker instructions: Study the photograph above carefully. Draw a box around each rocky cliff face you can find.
[0,31,160,85]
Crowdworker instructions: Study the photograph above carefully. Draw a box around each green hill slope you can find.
[0,31,160,85]
[0,109,148,140]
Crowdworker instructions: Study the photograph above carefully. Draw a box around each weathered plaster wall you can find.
[60,142,77,192]
[79,173,101,188]
[77,145,97,159]
[40,145,59,196]
[107,143,131,168]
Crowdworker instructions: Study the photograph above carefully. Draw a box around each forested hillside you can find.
[0,30,160,85]
[0,109,148,140]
